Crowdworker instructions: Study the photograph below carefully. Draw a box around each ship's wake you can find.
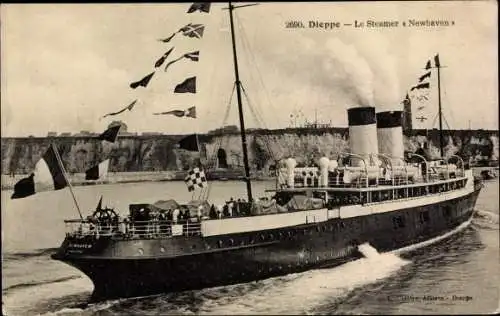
[2,273,94,316]
[101,243,408,315]
[472,209,499,230]
[201,243,408,314]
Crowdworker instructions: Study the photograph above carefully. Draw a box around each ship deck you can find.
[266,175,468,193]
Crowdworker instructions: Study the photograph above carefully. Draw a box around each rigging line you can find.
[239,26,277,131]
[241,85,274,158]
[237,15,280,128]
[206,83,236,170]
[236,19,265,129]
[240,84,266,128]
[241,85,281,162]
[442,114,454,140]
[204,83,237,197]
[431,112,439,129]
[237,20,286,162]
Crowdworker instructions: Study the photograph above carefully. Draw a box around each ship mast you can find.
[228,1,253,202]
[436,57,444,158]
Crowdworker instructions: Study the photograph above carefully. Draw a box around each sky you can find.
[1,1,498,137]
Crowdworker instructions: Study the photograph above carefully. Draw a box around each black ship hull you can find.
[52,186,481,302]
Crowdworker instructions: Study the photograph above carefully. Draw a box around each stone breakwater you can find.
[1,128,498,178]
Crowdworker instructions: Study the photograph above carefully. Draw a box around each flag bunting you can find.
[158,23,205,43]
[187,3,211,13]
[154,47,175,68]
[410,82,430,91]
[96,125,121,143]
[130,72,155,89]
[177,134,199,151]
[164,51,200,72]
[174,77,196,93]
[153,106,196,118]
[11,145,68,199]
[184,167,207,192]
[102,100,137,118]
[85,159,110,180]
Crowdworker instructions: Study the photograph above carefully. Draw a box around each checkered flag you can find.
[184,167,208,192]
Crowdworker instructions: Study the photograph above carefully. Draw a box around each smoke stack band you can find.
[376,111,404,166]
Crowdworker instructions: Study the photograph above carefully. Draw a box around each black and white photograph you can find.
[1,1,498,315]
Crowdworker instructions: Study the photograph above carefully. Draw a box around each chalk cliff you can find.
[1,129,497,175]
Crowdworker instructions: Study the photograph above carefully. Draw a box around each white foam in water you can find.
[475,209,499,224]
[357,242,381,258]
[38,300,120,316]
[2,276,93,316]
[201,243,409,314]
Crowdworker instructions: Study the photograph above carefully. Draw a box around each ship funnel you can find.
[318,157,330,187]
[285,158,297,188]
[376,111,404,166]
[347,107,378,167]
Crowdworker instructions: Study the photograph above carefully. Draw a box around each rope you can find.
[237,14,281,129]
[240,84,281,163]
[202,83,236,200]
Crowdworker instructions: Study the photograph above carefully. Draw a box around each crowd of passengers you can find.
[82,197,253,237]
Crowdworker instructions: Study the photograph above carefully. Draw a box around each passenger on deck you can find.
[235,198,242,216]
[217,205,223,219]
[209,204,217,219]
[223,204,230,217]
[197,205,203,220]
[173,208,180,224]
[181,209,189,221]
[121,217,129,234]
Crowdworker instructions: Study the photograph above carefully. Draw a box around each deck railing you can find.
[64,219,202,239]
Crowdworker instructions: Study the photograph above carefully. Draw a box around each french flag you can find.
[11,145,68,199]
[85,159,110,181]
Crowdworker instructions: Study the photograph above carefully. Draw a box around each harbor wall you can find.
[1,128,498,178]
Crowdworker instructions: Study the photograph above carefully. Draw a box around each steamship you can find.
[51,3,483,301]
